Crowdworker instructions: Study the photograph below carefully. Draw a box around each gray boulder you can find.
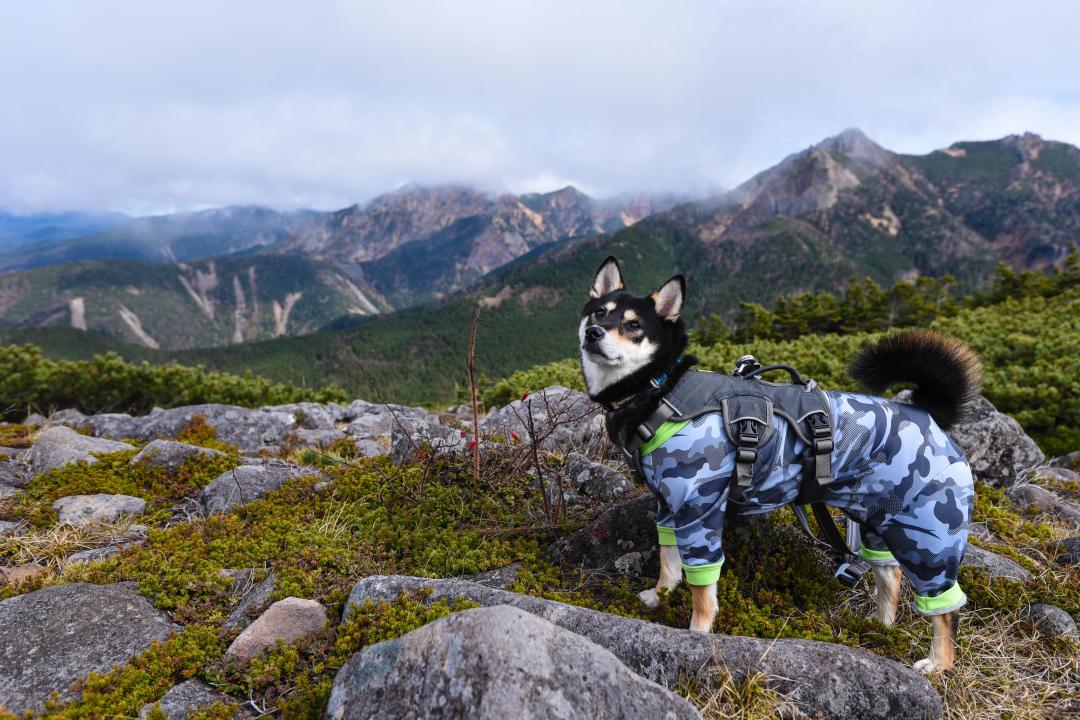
[23,413,46,426]
[66,541,143,565]
[1008,483,1080,527]
[138,678,249,720]
[79,404,298,453]
[0,460,30,488]
[0,582,178,715]
[52,493,145,526]
[481,386,600,451]
[1052,537,1080,567]
[1033,465,1080,486]
[26,426,135,474]
[46,408,87,427]
[390,416,465,466]
[327,605,702,720]
[549,494,660,578]
[200,463,319,515]
[130,439,224,470]
[1050,450,1080,470]
[292,428,348,449]
[265,402,349,430]
[1019,603,1078,638]
[344,576,943,720]
[562,452,637,503]
[962,545,1032,582]
[941,394,1044,486]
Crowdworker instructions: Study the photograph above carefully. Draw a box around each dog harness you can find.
[621,365,972,615]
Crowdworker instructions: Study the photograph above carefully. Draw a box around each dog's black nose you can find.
[585,325,605,342]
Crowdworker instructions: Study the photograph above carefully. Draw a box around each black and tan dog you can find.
[580,257,980,672]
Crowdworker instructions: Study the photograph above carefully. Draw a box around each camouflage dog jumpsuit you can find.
[640,391,973,615]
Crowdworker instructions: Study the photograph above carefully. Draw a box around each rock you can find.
[26,426,135,475]
[0,520,19,535]
[327,605,702,720]
[390,416,465,465]
[130,439,224,470]
[200,463,319,515]
[938,394,1044,486]
[344,576,943,720]
[549,494,661,578]
[1019,603,1078,638]
[224,571,277,630]
[0,446,25,459]
[461,562,521,590]
[78,404,299,453]
[46,408,87,427]
[1008,483,1080,527]
[1033,466,1080,486]
[962,545,1032,582]
[1052,536,1080,567]
[352,438,387,458]
[0,460,31,488]
[1050,450,1080,470]
[562,452,636,503]
[138,678,250,719]
[66,534,146,565]
[0,582,178,715]
[0,564,47,586]
[52,493,146,526]
[480,386,600,451]
[265,402,349,430]
[292,428,348,449]
[225,597,328,662]
[24,413,46,426]
[968,522,993,541]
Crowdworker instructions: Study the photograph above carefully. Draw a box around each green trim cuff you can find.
[657,525,677,546]
[858,546,898,564]
[914,584,967,616]
[639,420,690,457]
[682,559,724,586]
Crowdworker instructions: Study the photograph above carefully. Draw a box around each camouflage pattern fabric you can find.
[640,391,973,611]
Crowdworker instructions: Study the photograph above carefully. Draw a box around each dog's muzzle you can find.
[584,325,605,342]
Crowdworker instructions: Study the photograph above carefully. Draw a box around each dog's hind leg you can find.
[689,582,718,633]
[914,611,958,674]
[872,564,903,626]
[639,544,682,608]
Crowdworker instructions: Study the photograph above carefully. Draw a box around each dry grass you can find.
[0,516,146,569]
[833,565,1080,720]
[681,666,798,720]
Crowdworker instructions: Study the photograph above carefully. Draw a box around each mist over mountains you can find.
[1,129,1078,379]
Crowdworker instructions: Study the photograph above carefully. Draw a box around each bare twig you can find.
[466,307,482,482]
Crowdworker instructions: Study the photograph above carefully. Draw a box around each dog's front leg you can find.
[914,611,958,673]
[638,545,682,608]
[689,582,718,632]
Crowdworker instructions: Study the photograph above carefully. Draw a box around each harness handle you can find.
[741,363,808,386]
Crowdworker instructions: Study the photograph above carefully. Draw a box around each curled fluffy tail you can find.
[849,329,982,430]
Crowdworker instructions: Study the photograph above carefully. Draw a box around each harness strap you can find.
[791,503,871,587]
[731,419,760,503]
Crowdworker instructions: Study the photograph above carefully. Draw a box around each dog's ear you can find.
[590,256,624,299]
[651,275,685,322]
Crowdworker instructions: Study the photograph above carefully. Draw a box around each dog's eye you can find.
[594,308,607,319]
[626,320,641,330]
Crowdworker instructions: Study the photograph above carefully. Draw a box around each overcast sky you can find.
[3,1,1080,214]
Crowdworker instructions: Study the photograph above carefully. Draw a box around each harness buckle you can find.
[834,558,871,587]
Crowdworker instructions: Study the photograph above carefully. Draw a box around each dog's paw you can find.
[638,588,660,608]
[913,658,938,674]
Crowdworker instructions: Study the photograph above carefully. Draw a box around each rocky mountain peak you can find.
[814,128,893,169]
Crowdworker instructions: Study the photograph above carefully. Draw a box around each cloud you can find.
[2,0,1079,213]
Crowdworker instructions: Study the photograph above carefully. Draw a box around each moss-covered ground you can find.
[1,432,1078,719]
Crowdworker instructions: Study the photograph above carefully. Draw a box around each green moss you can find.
[0,423,36,448]
[37,625,225,719]
[62,455,542,621]
[972,484,1054,545]
[1,449,237,531]
[203,593,477,719]
[176,415,234,453]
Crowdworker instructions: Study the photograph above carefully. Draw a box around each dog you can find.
[579,256,980,673]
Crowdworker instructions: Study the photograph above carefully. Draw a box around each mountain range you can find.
[2,129,1079,402]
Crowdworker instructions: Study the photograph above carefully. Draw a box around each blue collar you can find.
[606,356,683,411]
